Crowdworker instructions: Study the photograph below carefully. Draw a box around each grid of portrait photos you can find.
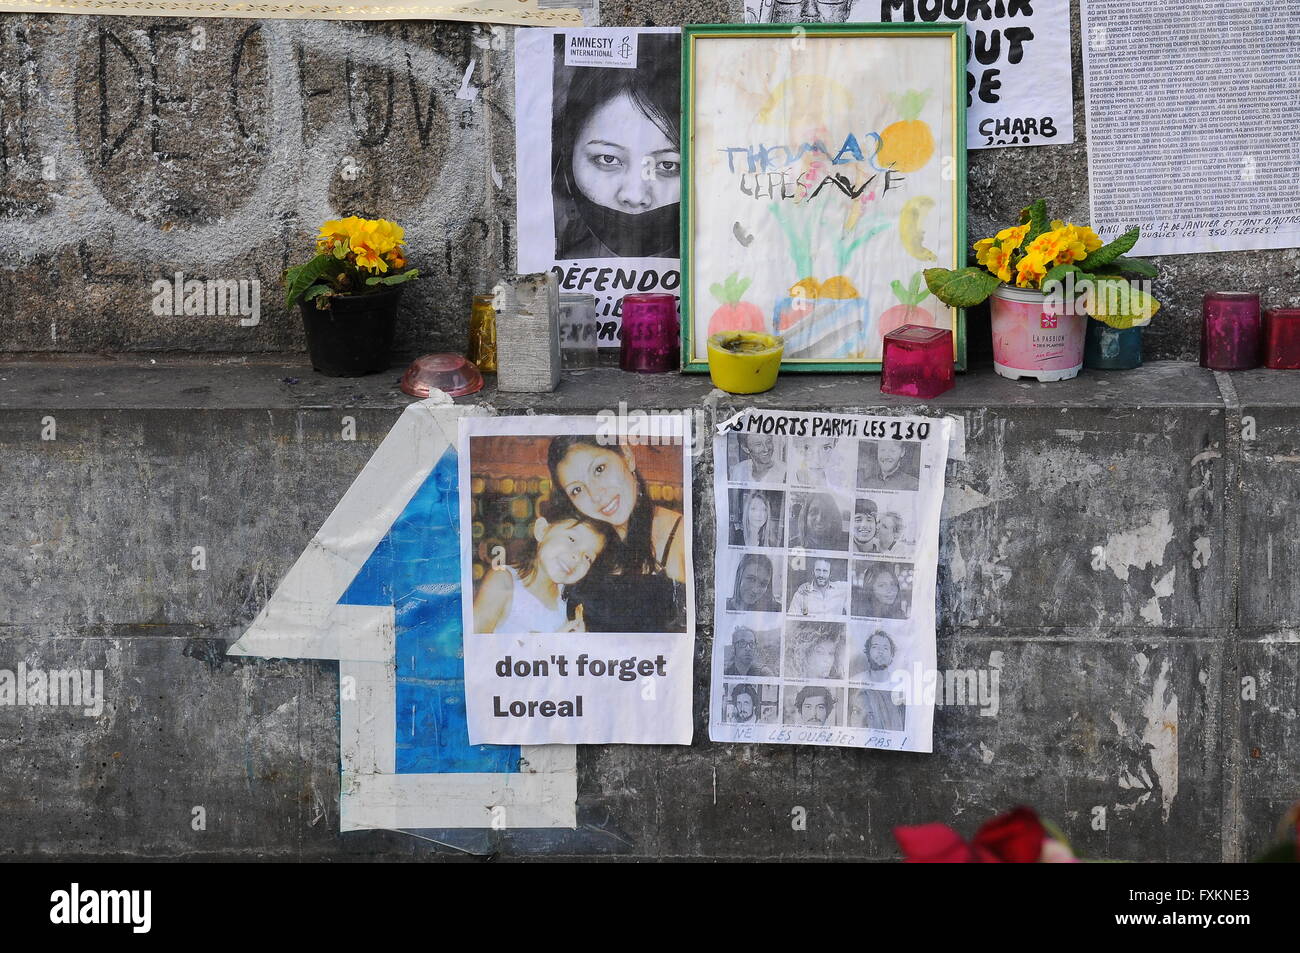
[709,411,951,752]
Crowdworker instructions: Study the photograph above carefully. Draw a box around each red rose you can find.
[894,807,1050,863]
[972,806,1049,863]
[893,822,1000,863]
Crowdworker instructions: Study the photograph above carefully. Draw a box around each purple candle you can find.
[619,293,679,373]
[881,325,954,398]
[1201,292,1261,371]
[1264,308,1300,370]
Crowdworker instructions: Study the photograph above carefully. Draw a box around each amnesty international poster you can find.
[709,409,951,752]
[515,27,682,347]
[460,413,695,745]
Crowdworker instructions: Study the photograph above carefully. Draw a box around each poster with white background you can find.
[710,409,951,752]
[744,0,1074,149]
[461,413,694,744]
[515,27,681,347]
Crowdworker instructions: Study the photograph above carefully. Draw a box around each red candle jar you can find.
[881,325,954,398]
[1201,292,1261,370]
[619,293,679,373]
[1264,308,1300,369]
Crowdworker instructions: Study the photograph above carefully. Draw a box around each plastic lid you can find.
[400,353,484,398]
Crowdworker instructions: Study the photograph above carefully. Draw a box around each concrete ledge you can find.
[1,356,1296,860]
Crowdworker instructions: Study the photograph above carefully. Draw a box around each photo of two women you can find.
[470,433,688,634]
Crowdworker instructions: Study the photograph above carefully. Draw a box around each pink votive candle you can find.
[1264,308,1300,370]
[881,325,954,399]
[1201,292,1261,370]
[619,293,679,373]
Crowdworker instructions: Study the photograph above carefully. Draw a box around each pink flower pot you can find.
[990,284,1087,382]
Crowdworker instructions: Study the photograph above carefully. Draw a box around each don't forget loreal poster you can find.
[460,413,695,745]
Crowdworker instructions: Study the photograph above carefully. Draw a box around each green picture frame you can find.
[680,22,968,373]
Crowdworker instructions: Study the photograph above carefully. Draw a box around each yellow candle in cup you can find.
[707,332,784,394]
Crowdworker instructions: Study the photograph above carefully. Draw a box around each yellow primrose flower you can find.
[974,235,998,262]
[353,245,389,273]
[994,223,1030,253]
[1074,224,1103,252]
[985,244,1014,283]
[1015,252,1048,288]
[1025,228,1069,262]
[317,219,356,257]
[347,218,403,256]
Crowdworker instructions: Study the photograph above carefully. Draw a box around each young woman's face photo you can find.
[808,497,839,539]
[746,495,769,529]
[572,92,680,213]
[556,445,638,528]
[737,560,772,607]
[848,693,868,728]
[871,569,900,605]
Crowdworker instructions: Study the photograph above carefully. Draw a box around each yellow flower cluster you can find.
[973,224,1029,283]
[974,220,1105,289]
[316,217,407,274]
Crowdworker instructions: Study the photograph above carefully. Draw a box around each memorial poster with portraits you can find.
[460,413,695,745]
[709,409,952,752]
[515,27,682,348]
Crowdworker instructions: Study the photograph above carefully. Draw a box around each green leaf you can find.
[1078,228,1140,272]
[1082,277,1161,329]
[365,268,420,287]
[283,254,339,309]
[1042,262,1083,286]
[709,282,726,302]
[923,266,1001,308]
[1019,199,1049,244]
[1107,255,1158,278]
[302,284,332,301]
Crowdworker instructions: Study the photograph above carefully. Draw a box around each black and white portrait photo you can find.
[550,31,681,261]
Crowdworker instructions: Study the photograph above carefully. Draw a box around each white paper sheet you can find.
[743,0,1075,150]
[1081,0,1300,255]
[515,28,682,347]
[461,413,695,744]
[709,409,951,752]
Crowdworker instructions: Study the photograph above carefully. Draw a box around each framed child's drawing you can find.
[681,23,967,373]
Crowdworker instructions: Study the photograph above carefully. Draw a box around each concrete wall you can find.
[0,3,1296,361]
[1,3,1296,861]
[1,360,1296,860]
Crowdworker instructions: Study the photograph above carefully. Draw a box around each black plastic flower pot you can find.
[299,286,402,377]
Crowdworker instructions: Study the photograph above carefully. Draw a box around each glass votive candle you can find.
[881,325,954,398]
[1264,308,1300,370]
[618,293,679,373]
[558,293,599,369]
[467,293,497,373]
[1201,292,1261,370]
